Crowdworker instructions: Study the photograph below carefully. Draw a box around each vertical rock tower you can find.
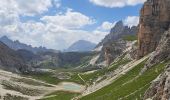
[138,0,170,58]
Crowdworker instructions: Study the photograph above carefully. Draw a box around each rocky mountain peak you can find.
[137,0,170,58]
[96,20,137,48]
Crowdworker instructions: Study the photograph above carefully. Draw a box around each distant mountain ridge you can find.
[65,40,96,52]
[0,36,59,54]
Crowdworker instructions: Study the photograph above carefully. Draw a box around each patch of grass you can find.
[39,91,79,100]
[29,72,85,85]
[29,72,62,85]
[69,73,85,84]
[124,83,150,100]
[80,57,131,85]
[80,61,167,100]
[108,58,131,72]
[123,35,137,41]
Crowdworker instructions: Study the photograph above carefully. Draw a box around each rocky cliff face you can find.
[94,21,137,66]
[138,0,170,58]
[137,1,170,99]
[141,28,170,73]
[142,27,170,100]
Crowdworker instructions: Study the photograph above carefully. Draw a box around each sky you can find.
[0,0,146,50]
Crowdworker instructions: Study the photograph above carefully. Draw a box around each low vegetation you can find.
[29,72,85,85]
[80,61,167,100]
[123,35,137,41]
[80,56,131,85]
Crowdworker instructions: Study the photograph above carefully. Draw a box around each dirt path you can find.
[78,74,86,83]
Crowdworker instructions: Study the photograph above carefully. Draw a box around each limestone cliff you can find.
[142,27,170,100]
[141,27,170,73]
[138,0,170,58]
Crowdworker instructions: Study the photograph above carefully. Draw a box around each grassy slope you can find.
[123,35,137,41]
[80,61,167,100]
[80,57,131,85]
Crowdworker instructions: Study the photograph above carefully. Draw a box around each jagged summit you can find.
[96,20,138,48]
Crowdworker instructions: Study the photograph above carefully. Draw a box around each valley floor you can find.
[0,54,169,100]
[0,69,85,100]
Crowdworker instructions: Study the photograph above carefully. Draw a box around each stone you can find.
[141,28,170,73]
[138,0,170,58]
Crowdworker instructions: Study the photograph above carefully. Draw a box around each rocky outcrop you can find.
[138,0,170,58]
[143,64,170,100]
[104,46,114,66]
[141,28,170,73]
[94,39,127,66]
[94,21,137,66]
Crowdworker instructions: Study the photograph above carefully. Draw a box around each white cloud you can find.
[97,21,116,31]
[0,4,105,50]
[41,9,95,29]
[0,2,138,50]
[89,0,146,8]
[124,16,139,27]
[0,0,60,16]
[0,11,19,26]
[0,0,140,50]
[16,0,52,16]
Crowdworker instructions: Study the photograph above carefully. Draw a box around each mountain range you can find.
[0,36,59,54]
[0,0,170,99]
